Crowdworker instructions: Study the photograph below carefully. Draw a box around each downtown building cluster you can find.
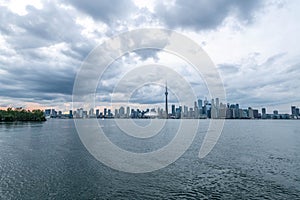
[44,98,300,120]
[111,98,299,119]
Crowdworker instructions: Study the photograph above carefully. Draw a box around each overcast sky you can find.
[0,0,300,113]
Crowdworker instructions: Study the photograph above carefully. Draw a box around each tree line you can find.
[0,108,46,122]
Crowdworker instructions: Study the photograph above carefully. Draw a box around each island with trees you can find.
[0,108,46,122]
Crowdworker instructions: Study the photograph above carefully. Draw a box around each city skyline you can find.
[39,84,300,118]
[45,94,300,120]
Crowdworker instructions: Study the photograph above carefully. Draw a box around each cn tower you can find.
[165,82,168,119]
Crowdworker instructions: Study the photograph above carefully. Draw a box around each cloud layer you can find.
[155,0,261,30]
[0,0,300,112]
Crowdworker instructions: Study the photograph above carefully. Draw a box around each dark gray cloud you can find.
[62,0,137,24]
[0,62,76,102]
[0,1,96,105]
[154,0,262,30]
[0,3,93,59]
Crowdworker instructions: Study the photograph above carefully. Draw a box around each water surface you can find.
[0,119,299,199]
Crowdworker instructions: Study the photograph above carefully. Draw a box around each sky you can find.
[0,0,300,113]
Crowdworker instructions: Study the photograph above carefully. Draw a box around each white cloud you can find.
[0,0,43,16]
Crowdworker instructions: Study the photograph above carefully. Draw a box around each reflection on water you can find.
[0,120,299,199]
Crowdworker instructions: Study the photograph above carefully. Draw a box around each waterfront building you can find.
[188,107,194,118]
[119,106,125,118]
[77,108,83,118]
[253,109,259,119]
[126,106,130,118]
[171,104,175,117]
[82,110,87,118]
[104,108,107,117]
[183,106,188,118]
[175,107,181,119]
[107,109,112,118]
[51,109,57,118]
[197,99,202,109]
[211,104,218,119]
[115,109,119,118]
[216,98,220,108]
[291,106,296,116]
[89,108,95,118]
[248,107,254,119]
[44,109,51,117]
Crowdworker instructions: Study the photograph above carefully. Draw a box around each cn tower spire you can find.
[165,81,168,119]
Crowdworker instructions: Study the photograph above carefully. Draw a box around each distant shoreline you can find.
[47,117,300,120]
[0,108,46,122]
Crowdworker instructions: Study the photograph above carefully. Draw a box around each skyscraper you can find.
[104,108,107,117]
[165,82,168,119]
[291,106,296,116]
[119,106,125,117]
[171,104,175,117]
[262,107,266,119]
[126,106,130,118]
[216,98,220,108]
[248,107,254,119]
[69,110,73,118]
[89,108,94,117]
[197,99,202,109]
[262,108,266,115]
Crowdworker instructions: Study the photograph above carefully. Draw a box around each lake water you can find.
[0,119,299,199]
